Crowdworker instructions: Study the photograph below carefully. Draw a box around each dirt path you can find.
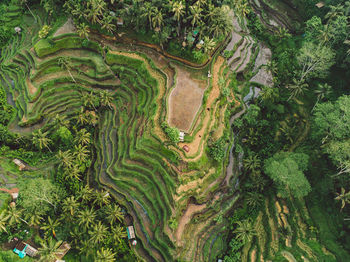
[26,77,37,95]
[175,203,206,245]
[178,56,225,161]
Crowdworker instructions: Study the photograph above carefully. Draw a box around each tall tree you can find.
[78,208,97,230]
[172,1,185,36]
[38,238,62,262]
[233,219,256,244]
[76,23,90,39]
[95,247,116,262]
[105,204,124,225]
[89,221,108,244]
[32,129,52,151]
[40,216,61,238]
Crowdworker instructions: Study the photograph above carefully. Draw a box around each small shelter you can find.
[179,132,185,142]
[13,159,26,171]
[13,241,38,258]
[117,18,124,26]
[315,2,325,8]
[54,241,71,261]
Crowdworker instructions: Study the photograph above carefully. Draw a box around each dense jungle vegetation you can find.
[0,0,350,261]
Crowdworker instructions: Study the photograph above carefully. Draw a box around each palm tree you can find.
[287,78,308,101]
[105,204,124,225]
[40,216,61,238]
[110,225,127,244]
[77,107,89,125]
[202,36,216,54]
[0,212,9,232]
[79,239,95,258]
[25,211,43,227]
[325,4,344,24]
[86,0,106,24]
[77,185,94,203]
[344,39,350,56]
[62,196,80,216]
[32,129,52,151]
[93,190,111,207]
[233,0,250,21]
[57,150,74,169]
[74,128,91,145]
[313,83,332,111]
[76,23,90,39]
[243,154,261,172]
[89,221,108,244]
[335,188,350,210]
[53,114,69,128]
[6,206,27,225]
[152,8,164,30]
[58,57,76,83]
[233,219,256,244]
[82,92,98,110]
[141,2,155,30]
[189,5,202,29]
[101,16,116,34]
[63,164,81,181]
[172,1,185,36]
[78,208,97,230]
[38,238,62,262]
[246,192,263,209]
[74,144,89,163]
[95,247,116,262]
[99,90,114,109]
[279,120,295,144]
[276,27,291,40]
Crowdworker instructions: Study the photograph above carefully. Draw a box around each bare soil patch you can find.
[168,66,207,132]
[53,18,76,37]
[26,78,37,95]
[178,56,225,161]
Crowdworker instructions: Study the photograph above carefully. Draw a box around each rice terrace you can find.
[0,0,350,261]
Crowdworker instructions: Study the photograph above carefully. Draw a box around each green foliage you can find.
[223,238,243,262]
[209,137,227,162]
[38,24,51,38]
[264,152,311,198]
[161,122,179,143]
[17,177,66,216]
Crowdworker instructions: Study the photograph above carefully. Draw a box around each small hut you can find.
[54,241,71,261]
[13,159,26,171]
[13,241,38,258]
[179,132,185,142]
[315,2,325,8]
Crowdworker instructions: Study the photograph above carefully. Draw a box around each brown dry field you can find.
[168,66,207,132]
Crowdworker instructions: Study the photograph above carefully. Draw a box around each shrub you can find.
[38,25,51,39]
[161,122,180,143]
[209,137,226,161]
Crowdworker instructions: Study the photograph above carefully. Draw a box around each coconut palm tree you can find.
[110,225,127,244]
[202,36,216,54]
[74,144,89,163]
[89,221,108,244]
[233,219,256,244]
[41,216,61,238]
[99,90,114,109]
[246,192,263,209]
[77,107,89,125]
[79,239,95,258]
[189,4,202,29]
[58,57,76,83]
[141,2,155,30]
[105,204,124,225]
[78,208,97,230]
[152,8,164,30]
[38,238,62,262]
[74,128,91,145]
[101,16,116,34]
[93,190,111,207]
[0,212,9,232]
[32,129,52,151]
[82,92,98,110]
[243,154,261,172]
[53,114,69,128]
[25,211,43,227]
[63,164,81,181]
[172,1,185,36]
[287,78,308,101]
[325,4,344,24]
[6,206,27,225]
[57,150,74,169]
[77,23,90,39]
[86,0,106,24]
[96,247,116,262]
[77,185,94,203]
[62,196,80,216]
[233,0,250,21]
[335,188,350,210]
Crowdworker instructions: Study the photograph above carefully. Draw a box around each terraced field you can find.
[0,15,244,260]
